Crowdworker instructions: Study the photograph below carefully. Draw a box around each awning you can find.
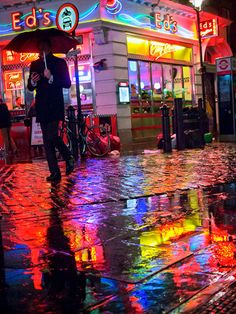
[202,36,233,63]
[200,11,232,28]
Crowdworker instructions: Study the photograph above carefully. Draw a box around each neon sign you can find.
[150,41,176,60]
[155,13,178,34]
[200,19,218,38]
[56,3,79,33]
[105,0,122,14]
[11,7,52,31]
[5,71,23,90]
[2,50,38,65]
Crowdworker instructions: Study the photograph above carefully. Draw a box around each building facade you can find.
[0,0,232,142]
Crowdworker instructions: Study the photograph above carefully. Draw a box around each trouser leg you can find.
[54,126,72,161]
[40,121,60,174]
[40,121,72,174]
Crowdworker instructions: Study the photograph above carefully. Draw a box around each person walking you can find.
[0,99,17,155]
[27,38,74,183]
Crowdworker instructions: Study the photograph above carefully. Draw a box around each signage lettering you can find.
[150,42,176,60]
[5,71,23,90]
[20,53,39,63]
[155,13,178,34]
[200,19,218,38]
[11,12,22,31]
[3,50,38,65]
[11,8,53,31]
[25,7,37,28]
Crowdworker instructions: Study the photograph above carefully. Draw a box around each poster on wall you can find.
[5,71,23,90]
[31,117,43,146]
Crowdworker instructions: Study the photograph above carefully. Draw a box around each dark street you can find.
[1,143,236,313]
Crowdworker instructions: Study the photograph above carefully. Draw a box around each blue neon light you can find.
[0,3,100,36]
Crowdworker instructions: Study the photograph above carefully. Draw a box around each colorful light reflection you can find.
[106,0,122,15]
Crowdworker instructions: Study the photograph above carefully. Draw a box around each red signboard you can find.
[11,8,52,31]
[56,3,79,33]
[155,13,178,34]
[5,71,23,90]
[216,57,232,74]
[200,19,218,38]
[2,50,38,66]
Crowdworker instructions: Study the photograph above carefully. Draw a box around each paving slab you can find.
[1,143,236,313]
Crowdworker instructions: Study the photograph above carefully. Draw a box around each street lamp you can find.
[190,0,206,111]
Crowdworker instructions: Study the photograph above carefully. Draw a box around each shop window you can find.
[172,46,192,62]
[173,66,183,99]
[128,60,139,100]
[128,60,193,115]
[163,64,173,101]
[152,63,163,100]
[68,62,93,112]
[4,70,25,110]
[128,60,140,113]
[183,66,192,103]
[127,37,149,56]
[139,61,151,113]
[151,63,163,112]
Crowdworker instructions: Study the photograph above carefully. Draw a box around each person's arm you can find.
[27,63,40,91]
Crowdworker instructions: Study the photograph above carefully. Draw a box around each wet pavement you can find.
[1,142,236,313]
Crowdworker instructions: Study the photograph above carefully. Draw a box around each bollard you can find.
[171,108,175,134]
[174,98,185,150]
[66,106,78,160]
[161,104,172,153]
[198,98,206,147]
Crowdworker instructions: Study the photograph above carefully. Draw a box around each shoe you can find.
[66,156,75,175]
[46,172,61,183]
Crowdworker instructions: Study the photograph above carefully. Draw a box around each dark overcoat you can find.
[0,103,11,129]
[27,53,71,123]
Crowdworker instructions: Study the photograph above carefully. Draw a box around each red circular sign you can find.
[56,3,79,33]
[218,59,229,70]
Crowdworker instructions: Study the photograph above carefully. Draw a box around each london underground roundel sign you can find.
[56,3,79,33]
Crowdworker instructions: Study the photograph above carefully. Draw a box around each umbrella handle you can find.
[43,51,47,69]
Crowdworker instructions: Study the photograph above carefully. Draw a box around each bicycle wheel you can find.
[85,125,110,157]
[57,125,73,159]
[63,128,73,152]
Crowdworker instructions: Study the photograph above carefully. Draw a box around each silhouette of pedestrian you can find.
[27,38,74,183]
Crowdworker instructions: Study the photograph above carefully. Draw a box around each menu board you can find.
[31,117,43,146]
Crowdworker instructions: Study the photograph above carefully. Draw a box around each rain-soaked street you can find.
[1,142,236,313]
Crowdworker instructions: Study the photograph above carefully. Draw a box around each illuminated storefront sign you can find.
[10,3,80,33]
[69,63,91,83]
[2,50,38,65]
[11,7,52,31]
[150,41,176,60]
[56,3,79,33]
[5,71,23,90]
[155,13,178,34]
[200,19,218,38]
[127,37,192,63]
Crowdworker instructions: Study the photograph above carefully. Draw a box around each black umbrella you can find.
[4,28,78,54]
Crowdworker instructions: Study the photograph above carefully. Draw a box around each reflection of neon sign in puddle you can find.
[140,216,201,258]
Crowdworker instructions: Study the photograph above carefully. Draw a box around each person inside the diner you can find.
[14,96,24,110]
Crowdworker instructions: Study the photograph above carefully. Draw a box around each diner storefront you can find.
[0,0,232,143]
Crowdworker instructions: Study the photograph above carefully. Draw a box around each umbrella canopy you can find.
[4,28,78,54]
